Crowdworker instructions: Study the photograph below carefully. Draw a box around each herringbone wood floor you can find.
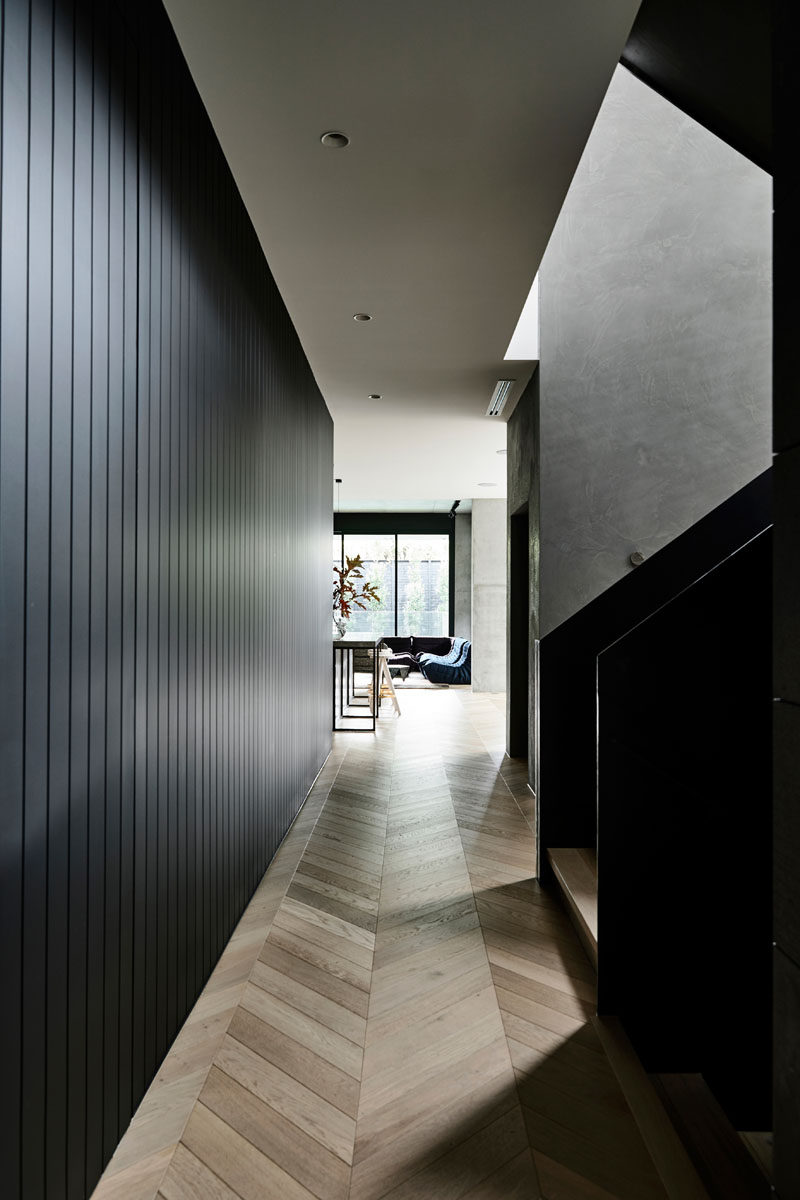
[94,689,679,1200]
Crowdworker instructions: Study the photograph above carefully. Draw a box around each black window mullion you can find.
[448,527,455,635]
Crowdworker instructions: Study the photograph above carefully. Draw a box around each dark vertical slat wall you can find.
[0,0,334,1196]
[24,1,53,1195]
[0,5,28,1197]
[773,3,800,1194]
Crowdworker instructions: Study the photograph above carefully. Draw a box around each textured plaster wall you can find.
[471,499,507,692]
[538,67,772,635]
[454,513,472,638]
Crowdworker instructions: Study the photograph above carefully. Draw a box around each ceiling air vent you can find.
[486,379,515,416]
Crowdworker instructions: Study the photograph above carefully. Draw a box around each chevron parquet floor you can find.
[95,688,680,1200]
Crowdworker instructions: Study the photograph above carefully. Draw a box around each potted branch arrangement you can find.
[333,555,381,638]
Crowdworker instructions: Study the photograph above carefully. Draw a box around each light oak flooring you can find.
[93,689,693,1200]
[547,848,599,970]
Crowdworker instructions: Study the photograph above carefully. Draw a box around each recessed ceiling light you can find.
[369,393,381,400]
[353,313,371,322]
[478,482,497,488]
[496,449,507,455]
[320,131,349,148]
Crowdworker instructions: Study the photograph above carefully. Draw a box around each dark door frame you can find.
[508,503,530,759]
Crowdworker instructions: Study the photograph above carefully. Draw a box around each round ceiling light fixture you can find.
[320,131,349,148]
[368,393,381,400]
[353,312,371,322]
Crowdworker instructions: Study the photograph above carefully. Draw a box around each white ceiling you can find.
[163,0,641,510]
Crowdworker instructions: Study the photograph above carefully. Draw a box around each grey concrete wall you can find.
[538,66,772,636]
[471,498,507,692]
[453,513,472,638]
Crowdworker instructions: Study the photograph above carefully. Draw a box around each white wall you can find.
[471,499,507,692]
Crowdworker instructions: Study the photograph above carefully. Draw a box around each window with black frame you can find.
[332,522,452,637]
[396,535,449,636]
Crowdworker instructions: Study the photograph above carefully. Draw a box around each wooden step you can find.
[652,1073,772,1200]
[548,847,598,969]
[739,1131,773,1182]
[593,1017,711,1200]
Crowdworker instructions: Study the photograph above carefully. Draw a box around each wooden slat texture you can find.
[0,0,334,1194]
[95,691,704,1200]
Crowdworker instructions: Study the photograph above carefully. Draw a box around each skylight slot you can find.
[504,274,540,360]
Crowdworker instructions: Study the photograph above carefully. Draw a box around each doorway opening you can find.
[508,504,529,758]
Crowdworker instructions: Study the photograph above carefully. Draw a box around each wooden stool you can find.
[367,648,401,716]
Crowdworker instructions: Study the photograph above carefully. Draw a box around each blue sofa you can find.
[418,637,471,685]
[382,635,471,685]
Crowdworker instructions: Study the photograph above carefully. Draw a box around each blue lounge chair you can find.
[418,637,471,685]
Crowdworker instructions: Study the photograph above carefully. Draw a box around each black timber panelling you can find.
[537,469,772,858]
[773,3,800,1192]
[0,0,333,1196]
[597,530,772,1130]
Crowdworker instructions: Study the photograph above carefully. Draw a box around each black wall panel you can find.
[505,371,539,788]
[773,3,800,1192]
[597,530,772,1129]
[0,0,333,1195]
[536,470,772,857]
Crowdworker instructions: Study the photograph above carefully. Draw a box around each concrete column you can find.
[471,498,507,692]
[454,513,472,638]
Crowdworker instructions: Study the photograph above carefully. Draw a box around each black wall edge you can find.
[773,0,800,1192]
[505,370,540,780]
[538,468,772,854]
[0,0,333,1195]
[507,505,530,758]
[598,529,772,1130]
[621,0,772,173]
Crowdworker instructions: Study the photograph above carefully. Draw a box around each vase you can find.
[333,615,347,639]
